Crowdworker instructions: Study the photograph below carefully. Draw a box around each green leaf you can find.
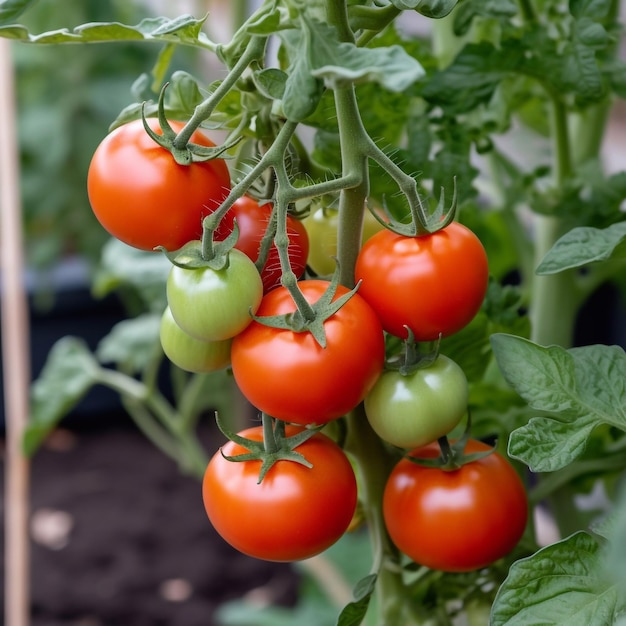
[92,238,170,313]
[254,67,287,100]
[491,334,626,471]
[570,0,613,20]
[422,42,518,114]
[508,415,597,472]
[0,14,215,49]
[452,0,517,37]
[279,28,325,122]
[307,21,424,92]
[96,313,161,373]
[337,574,377,626]
[0,0,36,25]
[26,337,100,455]
[536,222,626,274]
[491,532,624,626]
[390,0,459,18]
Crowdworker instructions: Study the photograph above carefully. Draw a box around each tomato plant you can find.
[215,195,309,292]
[87,117,231,251]
[12,1,626,624]
[364,354,468,449]
[202,425,357,562]
[383,439,528,573]
[166,249,263,341]
[355,222,489,341]
[159,306,231,373]
[231,280,385,425]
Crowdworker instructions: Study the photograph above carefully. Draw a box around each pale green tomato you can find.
[364,355,468,449]
[159,307,232,373]
[166,248,263,341]
[304,205,385,276]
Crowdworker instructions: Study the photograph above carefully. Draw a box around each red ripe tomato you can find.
[202,425,358,561]
[216,196,309,292]
[354,222,489,341]
[383,440,528,572]
[230,280,385,425]
[87,118,231,251]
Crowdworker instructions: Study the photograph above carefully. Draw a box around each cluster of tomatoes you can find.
[87,119,528,572]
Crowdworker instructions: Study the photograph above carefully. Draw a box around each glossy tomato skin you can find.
[304,205,385,276]
[231,280,385,425]
[354,222,489,341]
[87,118,231,251]
[166,249,263,341]
[202,425,358,562]
[159,307,232,373]
[364,355,468,449]
[383,440,528,572]
[216,196,309,292]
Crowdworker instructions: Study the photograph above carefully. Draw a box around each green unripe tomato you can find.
[159,307,232,373]
[364,355,468,449]
[166,248,263,341]
[304,204,385,276]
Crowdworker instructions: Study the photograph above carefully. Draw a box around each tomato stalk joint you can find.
[140,84,238,166]
[216,413,321,484]
[408,416,495,472]
[252,267,362,349]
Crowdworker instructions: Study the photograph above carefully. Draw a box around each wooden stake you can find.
[0,38,31,626]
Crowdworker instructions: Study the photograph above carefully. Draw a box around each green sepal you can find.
[405,412,493,470]
[374,177,458,237]
[141,83,237,165]
[385,327,441,375]
[215,413,323,484]
[251,266,361,348]
[156,235,231,273]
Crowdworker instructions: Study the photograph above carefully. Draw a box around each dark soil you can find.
[0,415,299,626]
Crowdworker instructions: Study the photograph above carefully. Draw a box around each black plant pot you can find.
[0,257,128,431]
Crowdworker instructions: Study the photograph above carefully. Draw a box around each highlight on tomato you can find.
[87,117,231,251]
[230,280,385,425]
[202,425,358,562]
[215,195,309,292]
[354,221,489,341]
[383,439,528,572]
[364,354,468,449]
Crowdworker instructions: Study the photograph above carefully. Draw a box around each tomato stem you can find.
[172,35,267,151]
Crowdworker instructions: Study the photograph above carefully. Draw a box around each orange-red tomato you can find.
[355,222,489,341]
[202,425,358,561]
[383,440,528,572]
[216,196,309,292]
[87,118,231,251]
[230,280,385,425]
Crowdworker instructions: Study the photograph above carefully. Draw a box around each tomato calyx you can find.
[252,270,361,349]
[407,416,495,471]
[372,178,458,237]
[158,219,241,271]
[140,86,238,166]
[216,413,321,483]
[385,327,440,376]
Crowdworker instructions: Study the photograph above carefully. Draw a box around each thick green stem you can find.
[98,368,208,476]
[529,216,579,347]
[345,408,411,625]
[529,97,576,348]
[173,36,266,148]
[334,86,370,288]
